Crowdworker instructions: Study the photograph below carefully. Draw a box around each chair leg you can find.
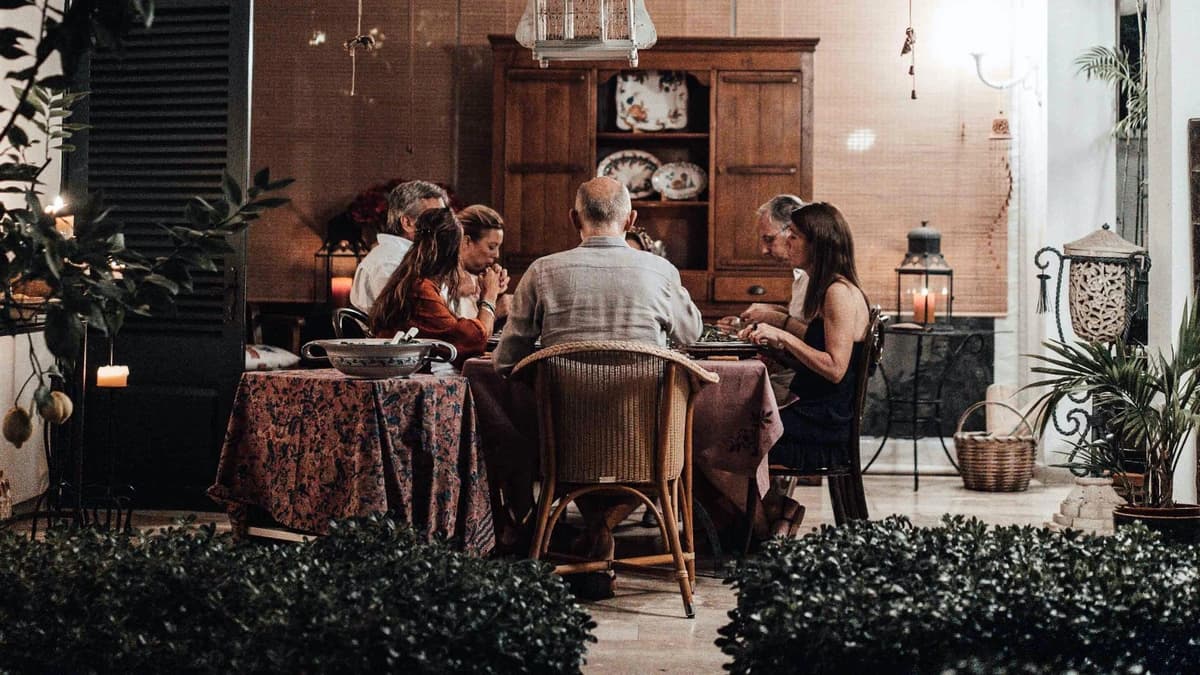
[658,477,694,619]
[742,475,758,555]
[849,471,869,520]
[828,474,848,526]
[680,471,695,586]
[528,476,557,559]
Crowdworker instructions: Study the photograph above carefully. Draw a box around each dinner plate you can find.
[615,70,688,131]
[685,341,760,359]
[651,162,707,200]
[597,149,661,199]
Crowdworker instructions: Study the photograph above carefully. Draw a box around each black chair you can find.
[744,307,886,547]
[332,307,371,339]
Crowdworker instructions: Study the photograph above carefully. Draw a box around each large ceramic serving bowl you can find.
[301,338,457,378]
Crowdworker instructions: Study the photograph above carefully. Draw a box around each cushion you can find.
[244,344,301,371]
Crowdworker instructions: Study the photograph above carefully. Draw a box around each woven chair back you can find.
[514,341,718,485]
[539,350,686,483]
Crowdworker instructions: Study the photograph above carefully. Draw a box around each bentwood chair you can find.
[512,341,719,618]
[332,307,372,339]
[744,307,886,548]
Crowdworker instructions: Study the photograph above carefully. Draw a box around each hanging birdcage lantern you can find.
[1035,224,1150,343]
[516,0,657,68]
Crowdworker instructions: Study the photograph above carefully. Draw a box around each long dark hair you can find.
[790,202,863,319]
[369,207,462,333]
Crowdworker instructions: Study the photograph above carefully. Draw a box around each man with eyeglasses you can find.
[716,194,807,405]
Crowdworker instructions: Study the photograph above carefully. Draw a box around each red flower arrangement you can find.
[345,178,459,232]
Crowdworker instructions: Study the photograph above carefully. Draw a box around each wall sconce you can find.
[516,0,657,68]
[970,52,1042,107]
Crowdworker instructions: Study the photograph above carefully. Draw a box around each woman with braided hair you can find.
[369,207,506,369]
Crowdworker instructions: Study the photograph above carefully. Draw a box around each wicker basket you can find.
[954,400,1036,492]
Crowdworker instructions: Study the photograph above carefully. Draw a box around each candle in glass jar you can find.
[96,365,129,388]
[912,288,936,324]
[330,276,353,307]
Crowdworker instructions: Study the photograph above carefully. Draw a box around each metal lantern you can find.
[895,221,953,326]
[314,229,368,308]
[1035,224,1150,343]
[515,0,657,68]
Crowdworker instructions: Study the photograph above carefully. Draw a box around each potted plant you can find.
[1028,301,1200,542]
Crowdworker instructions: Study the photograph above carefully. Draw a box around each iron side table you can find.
[863,324,991,491]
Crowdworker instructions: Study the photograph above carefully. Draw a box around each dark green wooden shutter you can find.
[69,0,250,507]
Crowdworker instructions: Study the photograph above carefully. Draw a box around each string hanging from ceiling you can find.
[900,0,916,99]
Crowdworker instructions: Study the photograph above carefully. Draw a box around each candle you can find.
[96,365,129,388]
[912,288,936,324]
[54,215,74,238]
[330,276,353,307]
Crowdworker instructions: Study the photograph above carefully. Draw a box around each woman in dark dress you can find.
[740,202,870,536]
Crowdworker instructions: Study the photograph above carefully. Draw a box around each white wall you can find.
[1146,0,1200,504]
[1030,0,1118,468]
[0,2,64,504]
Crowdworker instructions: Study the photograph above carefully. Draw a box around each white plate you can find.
[597,149,661,199]
[651,162,707,200]
[615,71,688,131]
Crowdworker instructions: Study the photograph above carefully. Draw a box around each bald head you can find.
[573,177,633,235]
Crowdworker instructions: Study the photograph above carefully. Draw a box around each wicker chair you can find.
[332,307,371,339]
[512,340,719,618]
[744,307,886,546]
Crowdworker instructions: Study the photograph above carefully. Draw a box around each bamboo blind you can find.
[249,0,1012,315]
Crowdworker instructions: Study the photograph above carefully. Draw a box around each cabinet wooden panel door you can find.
[499,70,594,268]
[713,71,808,270]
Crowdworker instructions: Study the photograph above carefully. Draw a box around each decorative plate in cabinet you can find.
[597,149,661,199]
[651,162,707,200]
[615,70,688,131]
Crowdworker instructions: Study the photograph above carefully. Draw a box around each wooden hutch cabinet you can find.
[489,37,817,314]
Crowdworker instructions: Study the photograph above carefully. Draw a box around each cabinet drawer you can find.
[679,271,709,303]
[712,276,792,303]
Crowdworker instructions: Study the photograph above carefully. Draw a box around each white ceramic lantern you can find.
[1062,225,1146,343]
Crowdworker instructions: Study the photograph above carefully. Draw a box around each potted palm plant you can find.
[1029,301,1200,543]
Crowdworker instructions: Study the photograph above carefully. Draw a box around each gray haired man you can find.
[349,180,448,312]
[717,194,807,404]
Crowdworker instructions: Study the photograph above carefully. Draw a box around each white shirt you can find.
[350,234,412,312]
[788,268,807,317]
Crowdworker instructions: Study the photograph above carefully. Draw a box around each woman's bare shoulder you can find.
[822,280,869,333]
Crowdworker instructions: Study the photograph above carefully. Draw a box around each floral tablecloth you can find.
[208,369,494,555]
[462,356,782,514]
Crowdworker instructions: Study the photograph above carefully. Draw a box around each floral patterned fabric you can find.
[462,357,782,514]
[208,369,494,555]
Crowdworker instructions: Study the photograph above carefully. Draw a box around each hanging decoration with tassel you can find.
[900,0,916,99]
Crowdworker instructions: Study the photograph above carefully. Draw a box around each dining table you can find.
[208,369,494,555]
[461,354,784,528]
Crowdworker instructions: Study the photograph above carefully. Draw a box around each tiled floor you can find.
[13,474,1073,674]
[580,474,1073,674]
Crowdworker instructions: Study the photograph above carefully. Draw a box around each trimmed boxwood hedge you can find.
[0,515,595,673]
[719,515,1200,674]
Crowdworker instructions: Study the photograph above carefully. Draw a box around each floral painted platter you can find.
[615,70,688,131]
[597,149,661,199]
[651,162,707,200]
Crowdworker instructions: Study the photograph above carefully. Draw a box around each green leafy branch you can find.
[1026,302,1200,507]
